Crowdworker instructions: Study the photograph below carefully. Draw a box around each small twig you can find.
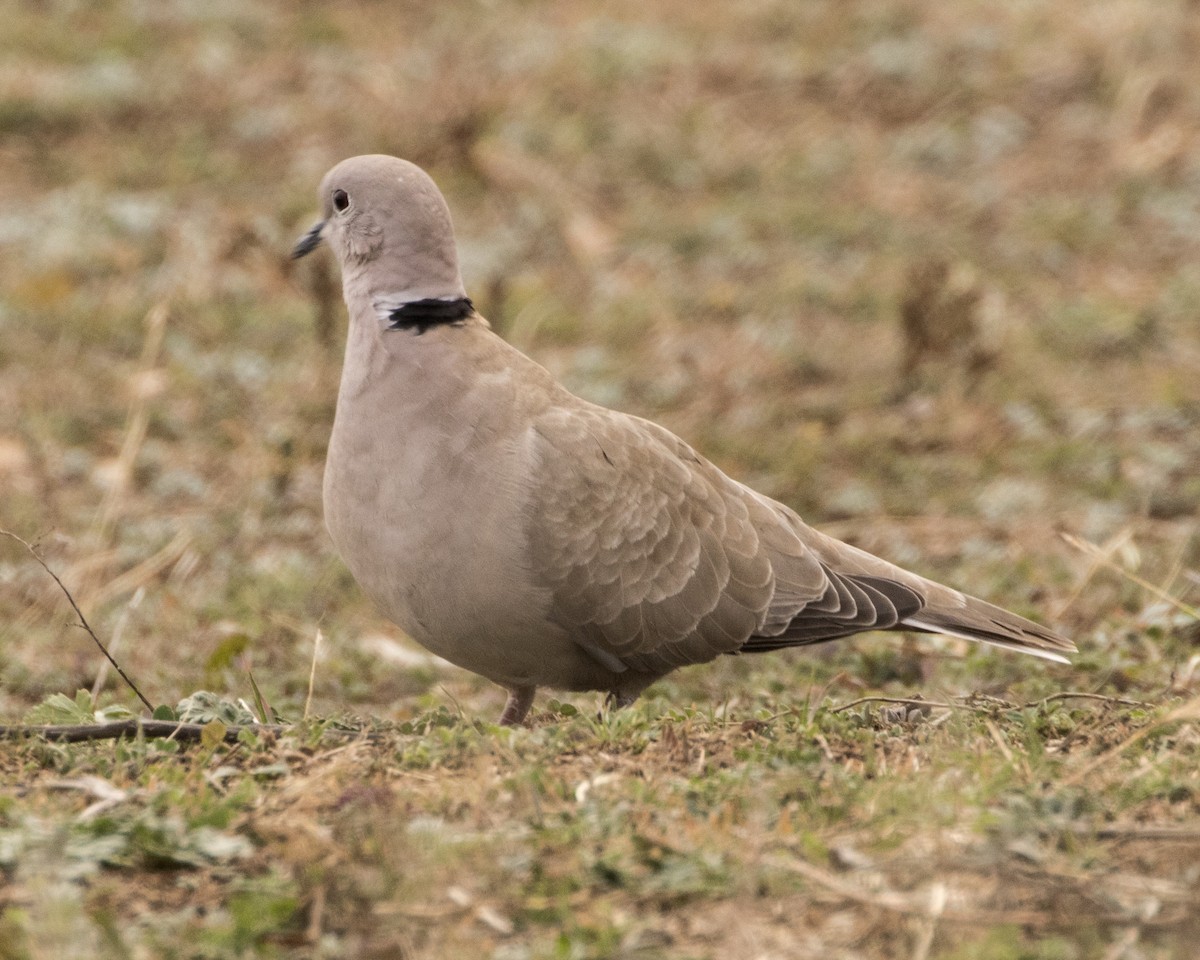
[1025,692,1149,710]
[0,719,382,746]
[830,697,989,715]
[829,692,1151,716]
[0,720,284,744]
[1,529,153,712]
[810,670,853,713]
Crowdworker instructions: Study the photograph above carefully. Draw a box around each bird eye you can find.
[332,189,350,213]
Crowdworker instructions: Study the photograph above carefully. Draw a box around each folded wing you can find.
[526,404,1074,675]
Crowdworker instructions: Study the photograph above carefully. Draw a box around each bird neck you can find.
[386,297,475,335]
[335,290,492,404]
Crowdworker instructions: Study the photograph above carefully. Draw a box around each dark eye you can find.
[332,189,350,213]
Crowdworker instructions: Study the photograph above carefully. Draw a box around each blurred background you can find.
[1,0,1198,720]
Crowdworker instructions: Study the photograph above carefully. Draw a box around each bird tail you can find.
[900,592,1075,664]
[795,526,1076,663]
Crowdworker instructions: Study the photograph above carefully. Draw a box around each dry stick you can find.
[829,692,1151,716]
[0,719,384,745]
[1,529,153,713]
[0,720,284,744]
[1027,692,1149,709]
[830,696,976,715]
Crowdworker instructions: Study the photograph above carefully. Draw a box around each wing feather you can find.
[527,402,1073,674]
[528,406,780,668]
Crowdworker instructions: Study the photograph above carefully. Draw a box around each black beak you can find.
[291,220,325,259]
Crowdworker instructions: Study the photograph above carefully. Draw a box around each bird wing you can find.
[525,404,932,674]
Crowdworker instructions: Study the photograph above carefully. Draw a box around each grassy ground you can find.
[2,0,1199,957]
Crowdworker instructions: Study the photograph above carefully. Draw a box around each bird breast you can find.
[321,329,573,685]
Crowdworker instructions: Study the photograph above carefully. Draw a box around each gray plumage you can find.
[293,155,1074,726]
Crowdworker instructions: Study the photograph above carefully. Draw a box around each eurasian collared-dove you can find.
[293,154,1075,726]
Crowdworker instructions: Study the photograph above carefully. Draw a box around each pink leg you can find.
[498,685,535,726]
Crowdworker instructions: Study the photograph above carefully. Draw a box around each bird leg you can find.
[605,690,638,711]
[598,689,640,721]
[498,685,535,726]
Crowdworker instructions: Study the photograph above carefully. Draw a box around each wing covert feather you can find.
[527,406,782,668]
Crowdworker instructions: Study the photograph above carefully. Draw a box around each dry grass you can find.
[2,0,1199,957]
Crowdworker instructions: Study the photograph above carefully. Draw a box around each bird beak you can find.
[291,220,326,259]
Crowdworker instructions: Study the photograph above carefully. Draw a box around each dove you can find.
[292,154,1074,726]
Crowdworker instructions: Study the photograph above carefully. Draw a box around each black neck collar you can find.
[387,297,474,335]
